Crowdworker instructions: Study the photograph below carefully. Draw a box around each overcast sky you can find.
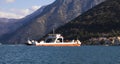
[0,0,55,19]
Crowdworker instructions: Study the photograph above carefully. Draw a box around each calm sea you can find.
[0,45,120,64]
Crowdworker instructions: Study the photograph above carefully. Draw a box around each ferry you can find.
[27,34,81,46]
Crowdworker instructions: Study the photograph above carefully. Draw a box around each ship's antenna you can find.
[53,23,56,34]
[53,27,55,34]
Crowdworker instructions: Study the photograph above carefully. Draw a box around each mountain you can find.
[0,6,46,41]
[54,0,120,44]
[0,0,105,44]
[0,18,19,36]
[0,6,46,37]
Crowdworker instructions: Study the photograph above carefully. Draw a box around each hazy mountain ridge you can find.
[0,6,46,41]
[0,0,105,44]
[0,18,19,36]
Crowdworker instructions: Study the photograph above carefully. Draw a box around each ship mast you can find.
[53,27,55,34]
[53,23,56,34]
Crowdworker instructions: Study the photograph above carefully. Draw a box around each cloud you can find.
[0,11,23,19]
[0,9,31,19]
[31,5,41,11]
[9,8,31,18]
[0,6,41,19]
[6,0,15,3]
[20,9,31,15]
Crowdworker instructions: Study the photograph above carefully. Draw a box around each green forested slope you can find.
[55,0,120,42]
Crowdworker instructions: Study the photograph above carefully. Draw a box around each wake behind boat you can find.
[27,34,81,46]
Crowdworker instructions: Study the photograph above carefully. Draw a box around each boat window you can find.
[45,38,55,43]
[56,38,62,43]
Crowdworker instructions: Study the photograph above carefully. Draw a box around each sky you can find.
[0,0,55,19]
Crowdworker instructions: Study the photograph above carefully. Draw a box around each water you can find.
[0,45,120,64]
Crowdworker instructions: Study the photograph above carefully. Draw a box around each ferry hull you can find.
[35,43,80,46]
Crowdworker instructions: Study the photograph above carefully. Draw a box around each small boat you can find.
[27,34,81,46]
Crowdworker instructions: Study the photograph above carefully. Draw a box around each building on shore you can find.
[89,36,120,45]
